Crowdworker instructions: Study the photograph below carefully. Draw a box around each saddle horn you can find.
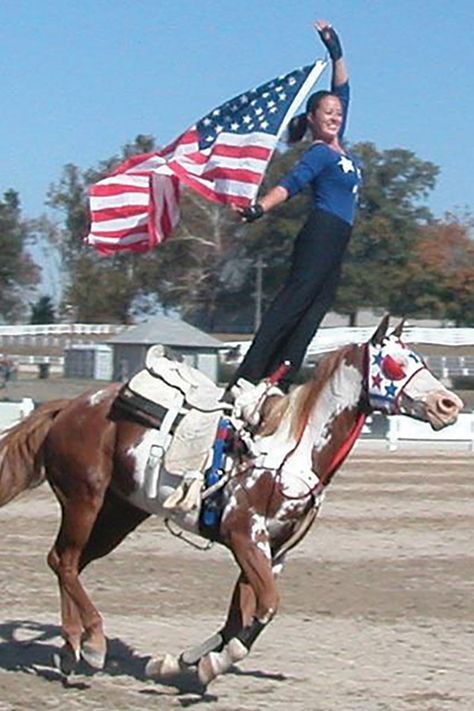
[370,314,390,345]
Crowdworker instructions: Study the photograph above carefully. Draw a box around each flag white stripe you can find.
[88,232,150,247]
[174,154,269,178]
[90,193,150,210]
[90,214,149,232]
[95,174,150,188]
[184,175,258,198]
[87,61,328,253]
[208,131,281,149]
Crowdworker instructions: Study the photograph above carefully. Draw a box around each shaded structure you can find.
[107,315,224,383]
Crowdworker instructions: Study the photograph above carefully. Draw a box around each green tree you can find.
[215,141,439,329]
[396,212,474,325]
[136,189,252,331]
[46,135,157,323]
[336,142,439,323]
[30,295,56,324]
[0,190,40,322]
[43,137,442,329]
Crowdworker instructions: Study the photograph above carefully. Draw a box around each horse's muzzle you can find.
[424,390,464,430]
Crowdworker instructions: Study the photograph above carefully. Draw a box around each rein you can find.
[231,336,430,505]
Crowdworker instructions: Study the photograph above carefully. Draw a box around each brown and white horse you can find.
[0,316,463,687]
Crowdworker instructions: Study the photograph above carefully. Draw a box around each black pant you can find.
[231,209,352,388]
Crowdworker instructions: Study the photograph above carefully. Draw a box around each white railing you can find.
[223,326,474,364]
[307,326,474,355]
[386,413,474,452]
[0,398,35,433]
[0,324,128,337]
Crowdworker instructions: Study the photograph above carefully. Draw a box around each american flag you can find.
[87,60,326,255]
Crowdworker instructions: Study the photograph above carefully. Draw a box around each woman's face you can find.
[308,95,343,143]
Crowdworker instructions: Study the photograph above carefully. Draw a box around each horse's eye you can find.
[381,354,406,381]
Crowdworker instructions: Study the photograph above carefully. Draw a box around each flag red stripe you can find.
[91,205,148,222]
[93,240,151,256]
[201,166,262,184]
[86,63,323,253]
[160,128,198,155]
[170,165,252,206]
[89,224,149,239]
[211,144,272,160]
[185,144,272,165]
[109,151,160,176]
[91,183,149,197]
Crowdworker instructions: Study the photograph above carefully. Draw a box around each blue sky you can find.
[1,0,473,226]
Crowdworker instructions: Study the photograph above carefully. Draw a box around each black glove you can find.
[240,203,264,223]
[318,25,343,62]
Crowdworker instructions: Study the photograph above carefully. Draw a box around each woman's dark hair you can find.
[287,90,336,144]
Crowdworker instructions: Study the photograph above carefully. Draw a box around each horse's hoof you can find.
[81,641,106,670]
[53,646,79,676]
[197,652,219,686]
[145,653,181,679]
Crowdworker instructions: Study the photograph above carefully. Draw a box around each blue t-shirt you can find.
[278,82,361,226]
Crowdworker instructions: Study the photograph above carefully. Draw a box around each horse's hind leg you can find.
[77,489,149,666]
[47,544,83,673]
[48,497,107,671]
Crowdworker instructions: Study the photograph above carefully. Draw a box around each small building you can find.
[64,344,114,380]
[107,316,225,383]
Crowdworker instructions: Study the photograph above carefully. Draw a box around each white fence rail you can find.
[0,324,127,337]
[0,399,35,433]
[307,326,474,355]
[224,326,474,363]
[386,413,474,452]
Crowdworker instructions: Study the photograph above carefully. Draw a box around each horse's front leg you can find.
[197,523,278,686]
[145,571,253,682]
[177,553,286,668]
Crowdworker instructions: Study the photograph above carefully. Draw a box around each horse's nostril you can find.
[439,397,458,413]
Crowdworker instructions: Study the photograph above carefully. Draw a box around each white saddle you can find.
[144,344,226,412]
[127,345,228,479]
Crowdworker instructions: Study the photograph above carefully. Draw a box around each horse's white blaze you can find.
[87,389,110,406]
[404,368,451,401]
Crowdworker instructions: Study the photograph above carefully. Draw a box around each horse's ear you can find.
[391,318,406,339]
[370,314,390,345]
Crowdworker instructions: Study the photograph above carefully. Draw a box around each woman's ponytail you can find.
[287,113,308,144]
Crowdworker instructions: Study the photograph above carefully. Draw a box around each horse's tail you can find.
[0,398,70,507]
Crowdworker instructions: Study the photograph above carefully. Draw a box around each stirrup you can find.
[163,475,203,512]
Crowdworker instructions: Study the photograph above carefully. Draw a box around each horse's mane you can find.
[259,344,356,441]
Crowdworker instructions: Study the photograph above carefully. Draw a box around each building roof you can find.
[107,315,224,349]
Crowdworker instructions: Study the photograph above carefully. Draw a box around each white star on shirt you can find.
[338,155,355,173]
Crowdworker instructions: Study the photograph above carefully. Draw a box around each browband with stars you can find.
[367,336,427,413]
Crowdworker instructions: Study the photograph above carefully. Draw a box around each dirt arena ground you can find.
[0,442,472,711]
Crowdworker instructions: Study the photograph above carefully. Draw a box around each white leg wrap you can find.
[198,638,248,685]
[227,638,248,663]
[145,653,181,678]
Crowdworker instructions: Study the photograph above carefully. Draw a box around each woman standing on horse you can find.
[230,19,361,391]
